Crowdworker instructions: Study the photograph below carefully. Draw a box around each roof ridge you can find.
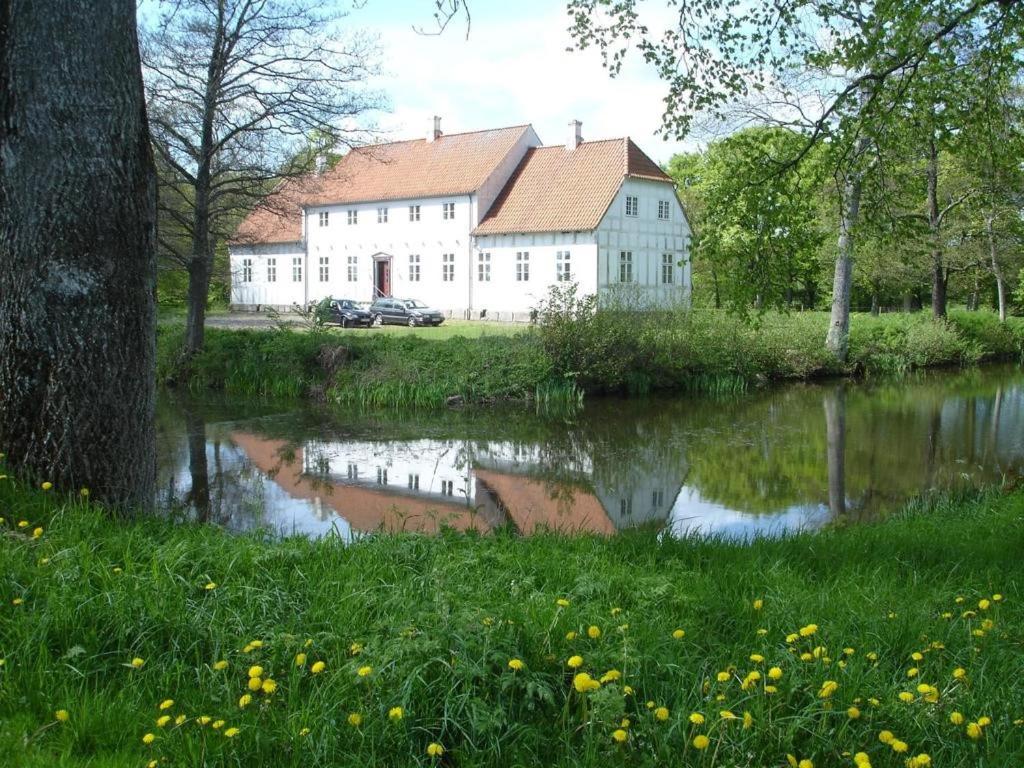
[349,124,531,152]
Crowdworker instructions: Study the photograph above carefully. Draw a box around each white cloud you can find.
[365,8,701,163]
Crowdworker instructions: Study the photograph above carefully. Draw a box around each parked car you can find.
[369,298,445,327]
[318,298,372,328]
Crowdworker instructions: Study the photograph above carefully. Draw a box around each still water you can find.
[156,366,1024,540]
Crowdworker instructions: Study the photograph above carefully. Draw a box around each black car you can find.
[319,298,372,328]
[369,298,445,327]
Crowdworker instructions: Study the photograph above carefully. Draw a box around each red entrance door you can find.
[374,258,391,297]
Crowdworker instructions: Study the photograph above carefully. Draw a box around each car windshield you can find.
[338,300,355,309]
[404,300,427,308]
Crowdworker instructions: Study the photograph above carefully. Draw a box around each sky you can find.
[348,0,700,163]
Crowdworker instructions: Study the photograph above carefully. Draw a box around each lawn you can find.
[324,319,530,340]
[1,464,1023,767]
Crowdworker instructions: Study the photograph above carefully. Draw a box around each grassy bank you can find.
[2,469,1023,766]
[157,309,1024,405]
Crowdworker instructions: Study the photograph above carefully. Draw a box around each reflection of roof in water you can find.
[474,469,616,535]
[230,432,493,535]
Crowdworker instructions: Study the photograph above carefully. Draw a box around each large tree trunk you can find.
[0,0,157,506]
[987,215,1007,323]
[926,134,947,319]
[826,161,864,362]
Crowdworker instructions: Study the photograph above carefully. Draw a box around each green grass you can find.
[1,468,1023,766]
[157,309,1024,406]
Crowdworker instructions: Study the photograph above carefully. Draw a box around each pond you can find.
[156,365,1024,540]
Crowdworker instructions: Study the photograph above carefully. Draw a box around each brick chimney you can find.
[427,115,442,142]
[567,119,582,150]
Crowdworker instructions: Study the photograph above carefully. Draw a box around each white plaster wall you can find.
[472,231,599,316]
[304,194,474,312]
[229,242,306,309]
[595,178,692,308]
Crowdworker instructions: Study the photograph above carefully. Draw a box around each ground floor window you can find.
[619,251,633,283]
[292,257,302,282]
[266,258,277,283]
[556,251,571,282]
[442,253,455,282]
[478,252,491,282]
[347,256,357,282]
[241,258,252,283]
[409,254,421,282]
[661,253,675,284]
[319,256,329,282]
[516,251,530,281]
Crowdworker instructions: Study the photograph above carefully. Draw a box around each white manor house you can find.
[230,118,692,317]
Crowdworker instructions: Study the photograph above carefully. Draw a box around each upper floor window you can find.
[516,251,530,282]
[347,255,358,282]
[292,256,302,283]
[409,205,420,221]
[619,251,633,283]
[625,195,639,217]
[318,211,329,227]
[661,253,675,284]
[319,255,329,282]
[442,202,455,220]
[409,254,421,282]
[658,200,671,220]
[477,252,491,282]
[241,258,253,283]
[556,251,571,282]
[377,207,388,224]
[347,209,357,225]
[442,253,455,282]
[266,258,277,283]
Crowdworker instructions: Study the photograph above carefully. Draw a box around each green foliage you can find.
[2,471,1024,766]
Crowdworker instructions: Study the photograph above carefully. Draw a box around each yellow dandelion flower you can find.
[891,740,908,754]
[768,666,783,680]
[847,706,861,719]
[174,714,186,725]
[587,625,601,639]
[764,684,779,694]
[911,652,924,661]
[566,631,577,640]
[600,669,620,683]
[212,720,225,729]
[573,672,601,692]
[427,742,444,757]
[967,722,983,739]
[157,715,171,728]
[818,680,838,698]
[716,671,731,682]
[622,685,634,696]
[612,728,627,743]
[689,712,705,725]
[508,658,524,671]
[248,665,264,678]
[693,734,710,750]
[389,706,404,721]
[952,667,966,679]
[750,653,765,664]
[204,582,217,590]
[742,711,753,729]
[950,711,965,725]
[654,706,669,722]
[32,527,43,539]
[799,624,818,637]
[131,657,145,669]
[567,655,583,669]
[247,676,263,691]
[556,598,570,607]
[907,667,919,678]
[55,710,69,723]
[213,660,228,671]
[977,716,991,727]
[356,665,372,677]
[142,733,155,745]
[866,652,879,661]
[299,727,311,736]
[11,598,23,606]
[159,699,174,710]
[756,628,768,636]
[295,653,307,667]
[311,661,326,674]
[610,607,622,616]
[224,727,239,738]
[992,593,1003,601]
[898,692,915,703]
[261,678,277,694]
[197,716,212,726]
[879,730,895,745]
[80,488,90,497]
[347,713,362,727]
[979,599,990,610]
[672,628,685,639]
[786,633,799,643]
[41,481,52,491]
[753,598,764,610]
[719,710,736,720]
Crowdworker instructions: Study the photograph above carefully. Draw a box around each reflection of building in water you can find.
[227,432,686,537]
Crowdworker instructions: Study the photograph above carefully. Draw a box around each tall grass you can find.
[2,469,1023,767]
[157,310,1024,406]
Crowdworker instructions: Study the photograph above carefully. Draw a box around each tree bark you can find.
[0,0,157,506]
[870,292,880,316]
[987,215,1007,323]
[826,160,864,362]
[824,386,847,519]
[926,134,947,319]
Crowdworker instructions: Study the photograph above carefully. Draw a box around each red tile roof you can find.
[472,138,673,235]
[231,125,532,245]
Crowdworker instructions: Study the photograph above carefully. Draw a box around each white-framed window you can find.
[409,254,421,282]
[658,200,671,220]
[347,463,358,480]
[556,251,571,282]
[516,251,530,282]
[442,253,455,282]
[441,480,454,496]
[442,202,455,220]
[477,252,491,282]
[618,251,633,283]
[409,205,420,221]
[407,474,419,490]
[319,255,329,282]
[241,258,252,283]
[377,207,388,224]
[347,255,358,282]
[376,467,388,485]
[620,497,633,516]
[652,489,664,508]
[318,211,329,227]
[661,253,675,284]
[266,258,277,283]
[292,257,302,282]
[625,195,638,217]
[347,209,357,225]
